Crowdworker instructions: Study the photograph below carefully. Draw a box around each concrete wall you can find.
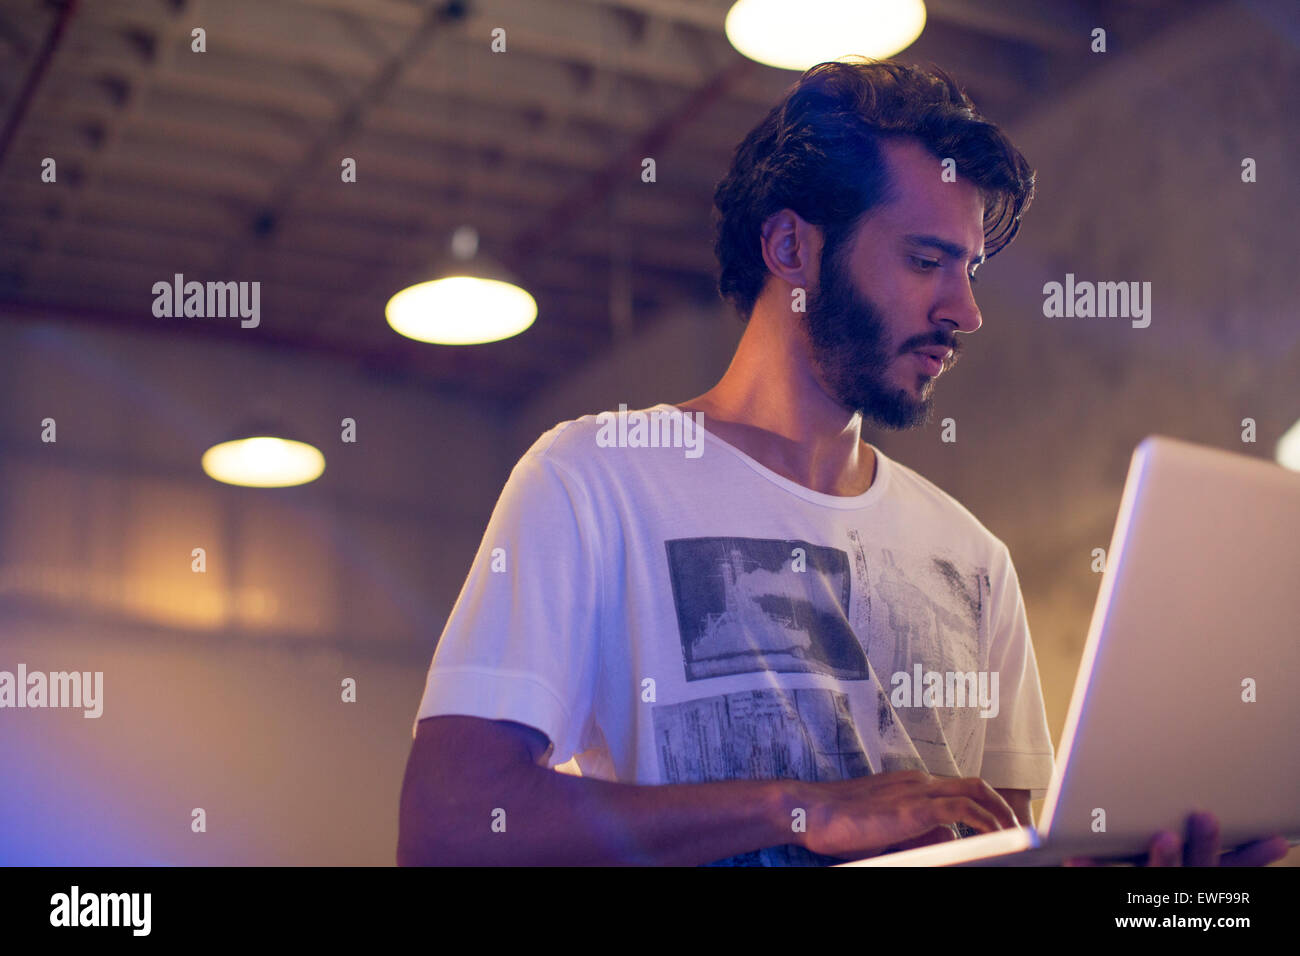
[0,321,509,864]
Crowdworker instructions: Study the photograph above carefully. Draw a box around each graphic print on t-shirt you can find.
[664,536,869,681]
[864,546,993,778]
[653,686,873,784]
[656,534,999,864]
[653,687,895,866]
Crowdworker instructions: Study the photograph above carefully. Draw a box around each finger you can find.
[1183,812,1221,867]
[1219,836,1291,867]
[925,796,1004,835]
[921,777,1019,829]
[1147,831,1181,867]
[964,778,1020,828]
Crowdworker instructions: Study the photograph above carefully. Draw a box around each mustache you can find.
[905,336,959,354]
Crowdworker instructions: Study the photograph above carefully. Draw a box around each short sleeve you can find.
[979,543,1056,802]
[412,446,603,769]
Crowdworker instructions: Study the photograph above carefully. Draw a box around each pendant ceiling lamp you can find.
[725,0,927,71]
[201,417,325,488]
[385,225,537,346]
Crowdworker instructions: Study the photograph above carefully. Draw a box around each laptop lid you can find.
[1036,435,1300,858]
[842,435,1300,866]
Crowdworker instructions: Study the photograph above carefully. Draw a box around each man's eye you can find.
[911,256,979,284]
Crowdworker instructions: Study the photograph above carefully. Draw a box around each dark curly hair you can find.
[712,57,1035,321]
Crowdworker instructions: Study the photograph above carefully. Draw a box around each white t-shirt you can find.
[414,403,1056,865]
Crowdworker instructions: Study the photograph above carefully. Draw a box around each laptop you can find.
[839,435,1300,866]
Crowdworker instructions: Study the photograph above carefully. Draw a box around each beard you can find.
[801,235,945,431]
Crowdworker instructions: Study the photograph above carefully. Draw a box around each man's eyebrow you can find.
[902,234,986,267]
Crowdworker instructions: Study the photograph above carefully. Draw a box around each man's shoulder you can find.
[519,403,686,474]
[513,405,659,494]
[881,450,1011,560]
[519,405,626,470]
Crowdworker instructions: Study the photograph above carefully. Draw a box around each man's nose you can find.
[936,276,982,333]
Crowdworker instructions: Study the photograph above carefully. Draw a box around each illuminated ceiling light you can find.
[1276,418,1300,472]
[385,225,537,345]
[202,435,325,488]
[725,0,927,71]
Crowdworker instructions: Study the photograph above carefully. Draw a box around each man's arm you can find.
[397,715,798,866]
[396,715,1021,866]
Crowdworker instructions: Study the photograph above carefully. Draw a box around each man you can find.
[397,59,1288,867]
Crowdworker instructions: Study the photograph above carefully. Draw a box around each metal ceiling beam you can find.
[77,0,780,110]
[216,1,463,278]
[0,295,545,401]
[0,0,79,170]
[23,0,195,290]
[508,56,755,268]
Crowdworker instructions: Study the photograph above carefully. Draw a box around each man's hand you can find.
[1063,811,1291,867]
[795,770,1020,860]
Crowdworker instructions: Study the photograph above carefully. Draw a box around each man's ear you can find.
[759,208,822,294]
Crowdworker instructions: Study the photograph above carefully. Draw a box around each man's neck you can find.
[674,299,878,497]
[676,384,876,499]
[676,395,878,502]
